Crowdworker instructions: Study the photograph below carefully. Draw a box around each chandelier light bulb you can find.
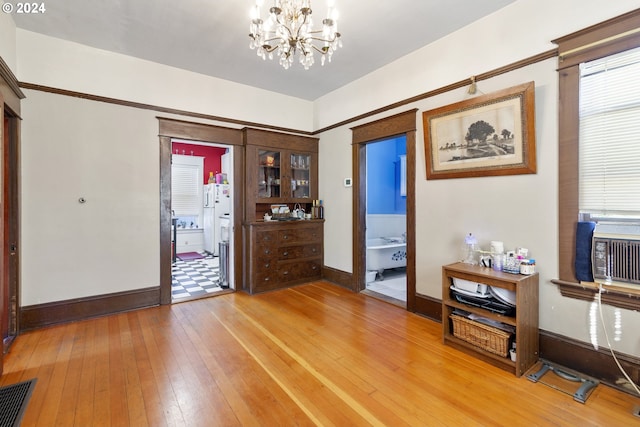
[248,0,342,70]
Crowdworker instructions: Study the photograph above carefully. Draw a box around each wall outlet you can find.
[344,178,352,187]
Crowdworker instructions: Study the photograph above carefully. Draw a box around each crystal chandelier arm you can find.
[307,34,340,43]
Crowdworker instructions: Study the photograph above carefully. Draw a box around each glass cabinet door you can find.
[290,153,311,199]
[258,150,280,198]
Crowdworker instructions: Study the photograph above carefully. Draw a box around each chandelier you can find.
[249,0,342,70]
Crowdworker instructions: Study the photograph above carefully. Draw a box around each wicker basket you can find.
[450,315,511,357]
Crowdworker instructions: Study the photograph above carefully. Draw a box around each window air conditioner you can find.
[592,223,640,289]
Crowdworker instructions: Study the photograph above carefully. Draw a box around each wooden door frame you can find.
[158,118,244,305]
[351,109,417,311]
[2,106,20,353]
[0,57,24,372]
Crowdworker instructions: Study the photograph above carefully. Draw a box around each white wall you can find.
[16,30,315,132]
[0,5,16,71]
[20,90,162,304]
[317,0,640,356]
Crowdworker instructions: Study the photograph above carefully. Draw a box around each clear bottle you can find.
[462,233,478,265]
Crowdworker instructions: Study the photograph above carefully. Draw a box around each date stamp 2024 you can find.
[2,2,46,14]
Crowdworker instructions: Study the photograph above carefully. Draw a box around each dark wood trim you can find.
[557,65,580,282]
[352,142,366,293]
[539,329,640,396]
[352,109,419,144]
[159,136,173,305]
[321,265,352,289]
[158,117,244,144]
[3,108,20,353]
[19,82,312,136]
[552,279,640,311]
[405,130,417,312]
[0,56,24,117]
[553,9,640,69]
[351,109,417,311]
[414,293,441,322]
[316,49,557,134]
[20,287,160,331]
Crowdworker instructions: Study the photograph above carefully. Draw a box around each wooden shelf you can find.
[442,262,539,377]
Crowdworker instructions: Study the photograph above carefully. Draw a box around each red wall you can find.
[172,143,228,184]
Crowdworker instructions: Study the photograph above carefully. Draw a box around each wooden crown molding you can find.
[0,56,25,100]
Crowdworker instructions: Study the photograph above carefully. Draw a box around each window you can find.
[555,10,640,308]
[579,47,640,220]
[172,154,204,228]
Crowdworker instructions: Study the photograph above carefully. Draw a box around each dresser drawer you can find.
[255,244,278,262]
[256,230,278,244]
[278,259,322,282]
[277,244,321,260]
[278,225,322,244]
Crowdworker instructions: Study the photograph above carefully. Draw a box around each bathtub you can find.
[366,237,407,276]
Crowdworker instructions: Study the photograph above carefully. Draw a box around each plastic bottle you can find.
[208,172,215,184]
[462,233,478,265]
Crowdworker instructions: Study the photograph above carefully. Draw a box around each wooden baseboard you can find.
[20,286,160,332]
[539,329,640,395]
[322,265,354,290]
[414,293,442,321]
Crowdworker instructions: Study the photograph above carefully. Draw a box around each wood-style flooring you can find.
[2,281,639,426]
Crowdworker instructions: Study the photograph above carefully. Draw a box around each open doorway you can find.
[362,136,407,304]
[170,140,235,303]
[352,109,417,311]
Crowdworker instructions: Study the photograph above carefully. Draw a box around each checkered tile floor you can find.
[172,252,226,301]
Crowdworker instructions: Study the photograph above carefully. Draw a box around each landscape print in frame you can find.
[422,81,536,180]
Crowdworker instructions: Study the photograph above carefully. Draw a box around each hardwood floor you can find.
[2,281,639,426]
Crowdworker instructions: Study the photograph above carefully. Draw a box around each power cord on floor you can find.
[596,284,640,396]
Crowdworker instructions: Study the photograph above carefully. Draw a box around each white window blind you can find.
[171,155,203,216]
[579,46,640,217]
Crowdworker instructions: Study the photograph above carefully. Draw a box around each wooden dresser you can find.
[245,220,323,294]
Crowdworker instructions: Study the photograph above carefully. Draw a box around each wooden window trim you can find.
[554,9,640,307]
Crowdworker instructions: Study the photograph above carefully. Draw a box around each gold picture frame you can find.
[422,81,536,180]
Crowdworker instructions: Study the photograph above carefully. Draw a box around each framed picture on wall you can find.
[422,81,536,180]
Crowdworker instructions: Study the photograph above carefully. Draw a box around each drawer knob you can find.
[283,251,289,257]
[312,265,318,270]
[264,277,270,281]
[283,271,289,275]
[283,235,289,240]
[264,249,270,255]
[264,263,270,268]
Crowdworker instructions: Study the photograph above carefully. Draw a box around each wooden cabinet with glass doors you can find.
[244,128,319,221]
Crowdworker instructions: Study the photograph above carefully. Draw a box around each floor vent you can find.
[0,378,37,427]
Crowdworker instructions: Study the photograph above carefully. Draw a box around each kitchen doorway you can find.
[170,140,235,303]
[158,119,244,306]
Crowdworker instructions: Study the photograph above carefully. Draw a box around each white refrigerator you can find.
[203,183,231,256]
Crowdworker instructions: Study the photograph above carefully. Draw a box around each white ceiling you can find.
[12,0,516,101]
